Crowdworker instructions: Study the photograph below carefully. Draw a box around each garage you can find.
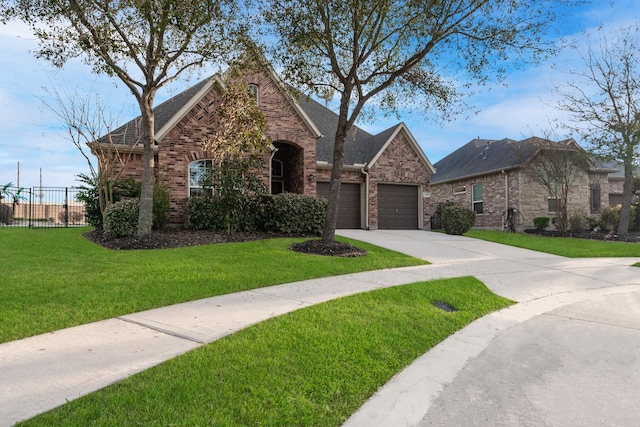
[316,182,362,229]
[378,184,419,229]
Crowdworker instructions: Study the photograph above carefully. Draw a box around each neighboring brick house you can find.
[93,65,435,229]
[429,137,613,230]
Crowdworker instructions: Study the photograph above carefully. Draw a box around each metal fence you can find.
[0,187,87,228]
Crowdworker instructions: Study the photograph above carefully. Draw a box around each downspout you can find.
[361,165,370,230]
[503,170,508,230]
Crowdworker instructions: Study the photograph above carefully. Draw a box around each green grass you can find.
[0,228,427,343]
[20,277,513,427]
[465,229,640,258]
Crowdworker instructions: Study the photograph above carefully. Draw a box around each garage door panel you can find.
[378,184,418,229]
[317,182,361,229]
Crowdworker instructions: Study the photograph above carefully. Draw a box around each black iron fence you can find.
[0,187,87,228]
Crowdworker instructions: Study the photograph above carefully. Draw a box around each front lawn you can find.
[20,277,512,426]
[465,229,640,258]
[0,228,427,343]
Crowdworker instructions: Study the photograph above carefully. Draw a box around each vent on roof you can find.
[482,141,490,159]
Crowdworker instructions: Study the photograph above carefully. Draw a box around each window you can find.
[547,177,561,213]
[472,183,483,214]
[272,158,283,177]
[271,158,283,194]
[453,185,466,195]
[248,84,259,105]
[590,184,601,214]
[189,159,213,197]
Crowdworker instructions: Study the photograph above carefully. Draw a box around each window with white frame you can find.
[189,159,213,197]
[472,183,483,214]
[453,185,466,195]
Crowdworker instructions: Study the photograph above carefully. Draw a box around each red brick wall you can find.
[367,130,432,229]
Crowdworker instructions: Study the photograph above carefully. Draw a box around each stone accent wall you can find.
[431,166,611,231]
[430,170,518,229]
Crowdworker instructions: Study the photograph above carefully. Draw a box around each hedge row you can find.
[186,193,327,235]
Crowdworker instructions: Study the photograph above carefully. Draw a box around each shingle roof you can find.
[431,138,539,184]
[296,95,396,165]
[99,77,213,146]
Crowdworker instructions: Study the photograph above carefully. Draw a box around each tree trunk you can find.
[322,130,347,243]
[137,91,156,236]
[616,158,634,236]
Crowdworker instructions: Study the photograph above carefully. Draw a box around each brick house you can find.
[429,137,613,230]
[93,65,435,229]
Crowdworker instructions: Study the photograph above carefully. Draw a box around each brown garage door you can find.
[317,182,361,229]
[378,184,419,229]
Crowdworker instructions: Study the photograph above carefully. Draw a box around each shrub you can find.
[0,204,11,225]
[153,179,171,230]
[584,216,600,230]
[600,206,620,231]
[263,193,327,234]
[103,199,139,239]
[432,200,456,230]
[185,196,225,231]
[568,211,587,233]
[75,175,142,230]
[533,216,550,230]
[441,205,475,235]
[631,205,639,232]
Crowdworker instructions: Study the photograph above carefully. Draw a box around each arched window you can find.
[189,159,213,197]
[248,84,259,105]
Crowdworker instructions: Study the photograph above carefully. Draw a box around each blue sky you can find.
[0,1,638,188]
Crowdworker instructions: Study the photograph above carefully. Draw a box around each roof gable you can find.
[367,123,435,174]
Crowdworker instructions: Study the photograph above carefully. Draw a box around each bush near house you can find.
[262,193,327,234]
[186,193,327,235]
[103,199,139,239]
[600,206,620,231]
[441,205,476,235]
[533,216,550,230]
[568,211,587,233]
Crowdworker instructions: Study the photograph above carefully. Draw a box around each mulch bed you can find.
[84,229,367,257]
[524,228,640,243]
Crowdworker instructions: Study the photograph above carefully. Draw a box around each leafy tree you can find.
[1,0,239,236]
[260,0,580,242]
[200,74,271,233]
[555,23,640,235]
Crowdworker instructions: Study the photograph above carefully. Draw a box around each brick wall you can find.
[367,131,432,229]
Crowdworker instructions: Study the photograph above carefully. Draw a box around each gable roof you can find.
[296,96,433,172]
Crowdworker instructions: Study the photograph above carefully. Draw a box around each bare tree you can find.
[43,86,139,223]
[260,0,583,242]
[1,0,239,235]
[522,138,591,233]
[555,23,640,235]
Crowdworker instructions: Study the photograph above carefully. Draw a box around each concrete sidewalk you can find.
[1,230,639,426]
